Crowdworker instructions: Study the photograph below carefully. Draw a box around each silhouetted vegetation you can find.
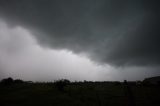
[0,77,160,106]
[54,79,70,91]
[0,77,14,85]
[0,77,24,85]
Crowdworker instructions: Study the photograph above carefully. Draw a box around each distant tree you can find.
[0,77,14,85]
[25,81,33,83]
[55,79,70,91]
[14,79,24,83]
[136,81,142,86]
[142,80,152,86]
[114,81,121,85]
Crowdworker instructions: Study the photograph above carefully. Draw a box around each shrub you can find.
[14,79,24,83]
[55,79,70,91]
[0,77,14,85]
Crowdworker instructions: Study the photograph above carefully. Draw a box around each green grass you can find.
[0,82,160,106]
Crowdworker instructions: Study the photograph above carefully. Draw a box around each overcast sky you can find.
[0,0,160,81]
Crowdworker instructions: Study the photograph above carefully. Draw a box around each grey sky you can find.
[0,20,114,81]
[0,0,160,81]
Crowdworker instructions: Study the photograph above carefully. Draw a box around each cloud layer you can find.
[1,0,160,67]
[0,20,116,81]
[0,0,160,81]
[0,20,159,81]
[0,0,160,66]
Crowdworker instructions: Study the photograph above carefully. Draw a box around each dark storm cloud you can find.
[0,0,160,66]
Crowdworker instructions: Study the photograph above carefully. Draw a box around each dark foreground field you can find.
[0,81,160,106]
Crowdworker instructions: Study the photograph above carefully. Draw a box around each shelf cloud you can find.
[0,0,160,81]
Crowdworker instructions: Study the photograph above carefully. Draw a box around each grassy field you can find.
[0,81,160,106]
